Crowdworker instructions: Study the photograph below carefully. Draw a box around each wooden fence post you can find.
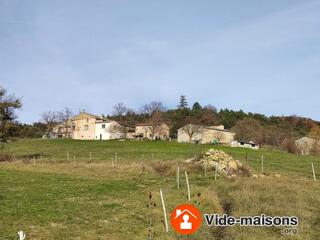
[177,166,180,190]
[112,157,115,170]
[204,164,207,176]
[246,152,248,164]
[261,154,264,173]
[185,171,191,201]
[140,154,145,174]
[214,161,218,181]
[312,162,317,181]
[160,189,169,233]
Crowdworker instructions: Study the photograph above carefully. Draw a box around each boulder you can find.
[229,160,238,171]
[184,158,195,163]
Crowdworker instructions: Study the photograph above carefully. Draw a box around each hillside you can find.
[3,139,319,177]
[0,139,319,239]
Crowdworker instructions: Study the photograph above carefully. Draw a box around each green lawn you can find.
[2,139,320,178]
[0,139,319,239]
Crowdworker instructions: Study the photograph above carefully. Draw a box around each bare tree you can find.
[139,101,166,115]
[180,124,202,143]
[199,108,218,125]
[309,126,320,139]
[145,111,167,140]
[214,131,224,142]
[232,118,264,144]
[179,116,203,143]
[109,122,133,139]
[112,103,129,116]
[203,104,217,112]
[41,111,58,136]
[58,107,74,138]
[310,140,320,155]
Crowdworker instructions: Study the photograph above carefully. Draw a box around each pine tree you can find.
[178,95,188,109]
[192,102,202,112]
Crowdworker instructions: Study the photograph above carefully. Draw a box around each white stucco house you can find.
[94,120,126,140]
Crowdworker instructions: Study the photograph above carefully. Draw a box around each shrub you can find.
[150,161,172,176]
[0,153,13,162]
[237,165,251,177]
[281,138,297,154]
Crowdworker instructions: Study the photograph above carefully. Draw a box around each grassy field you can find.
[0,139,319,239]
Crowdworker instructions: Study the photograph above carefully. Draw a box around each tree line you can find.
[107,96,320,152]
[1,87,320,153]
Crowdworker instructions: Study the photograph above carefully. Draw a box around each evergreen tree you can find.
[192,102,202,112]
[178,95,188,109]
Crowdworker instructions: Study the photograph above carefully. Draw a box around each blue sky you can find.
[1,0,320,123]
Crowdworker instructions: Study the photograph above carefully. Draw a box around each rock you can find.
[229,160,238,171]
[253,174,258,178]
[194,148,245,175]
[258,174,265,178]
[275,173,281,178]
[236,160,243,167]
[184,158,195,163]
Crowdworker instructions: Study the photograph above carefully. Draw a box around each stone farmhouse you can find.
[177,124,235,144]
[70,112,135,140]
[134,123,170,140]
[71,112,104,140]
[295,136,320,155]
[52,122,72,138]
[53,112,170,141]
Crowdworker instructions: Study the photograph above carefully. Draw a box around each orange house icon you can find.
[175,209,198,230]
[171,204,202,235]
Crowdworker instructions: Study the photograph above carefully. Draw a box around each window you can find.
[102,124,106,129]
[84,125,89,130]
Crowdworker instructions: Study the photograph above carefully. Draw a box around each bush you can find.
[237,165,251,177]
[150,161,172,176]
[281,138,297,153]
[0,153,13,162]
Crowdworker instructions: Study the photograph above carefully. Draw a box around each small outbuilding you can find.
[230,140,259,150]
[134,123,170,140]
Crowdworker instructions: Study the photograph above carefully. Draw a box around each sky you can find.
[1,0,320,123]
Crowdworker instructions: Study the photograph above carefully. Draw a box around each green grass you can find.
[0,139,320,239]
[3,139,320,178]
